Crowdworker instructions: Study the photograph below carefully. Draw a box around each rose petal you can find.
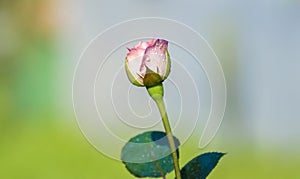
[132,39,156,50]
[140,39,168,77]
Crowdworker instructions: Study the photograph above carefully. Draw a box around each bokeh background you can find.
[1,0,300,178]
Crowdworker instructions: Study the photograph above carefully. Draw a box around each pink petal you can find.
[140,39,168,77]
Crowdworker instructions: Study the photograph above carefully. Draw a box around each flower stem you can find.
[155,97,182,179]
[147,85,182,179]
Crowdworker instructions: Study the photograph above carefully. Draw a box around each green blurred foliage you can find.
[0,120,299,179]
[0,0,58,122]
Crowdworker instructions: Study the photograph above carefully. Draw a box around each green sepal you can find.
[143,67,163,88]
[163,50,171,80]
[125,59,144,87]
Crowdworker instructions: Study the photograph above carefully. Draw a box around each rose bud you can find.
[125,39,171,87]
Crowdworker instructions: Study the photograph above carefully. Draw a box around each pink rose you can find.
[125,39,171,87]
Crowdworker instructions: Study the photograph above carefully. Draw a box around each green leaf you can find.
[178,152,225,179]
[121,131,180,178]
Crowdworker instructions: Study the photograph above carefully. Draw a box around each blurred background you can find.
[0,0,300,178]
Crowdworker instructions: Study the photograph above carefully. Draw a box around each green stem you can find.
[147,85,182,179]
